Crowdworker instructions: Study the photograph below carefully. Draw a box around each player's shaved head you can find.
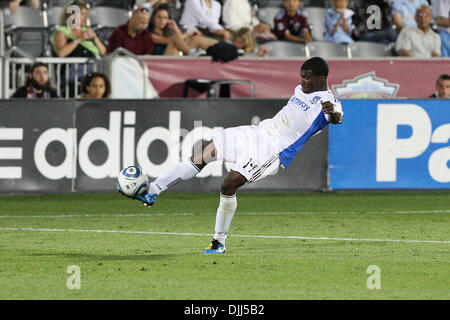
[301,57,329,77]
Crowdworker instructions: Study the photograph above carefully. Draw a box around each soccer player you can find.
[117,57,343,254]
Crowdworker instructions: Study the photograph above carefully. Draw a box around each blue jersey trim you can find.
[278,111,329,169]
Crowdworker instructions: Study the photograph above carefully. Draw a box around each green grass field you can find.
[0,191,448,300]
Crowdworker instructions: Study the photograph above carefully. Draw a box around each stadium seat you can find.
[89,7,130,28]
[306,41,349,58]
[89,7,130,45]
[92,0,134,10]
[48,0,80,7]
[348,41,391,58]
[3,7,49,57]
[259,0,283,7]
[258,0,330,8]
[303,7,327,41]
[265,41,308,57]
[257,7,282,30]
[303,0,330,7]
[46,6,64,28]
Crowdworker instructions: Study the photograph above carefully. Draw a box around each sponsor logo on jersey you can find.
[309,96,321,105]
[289,96,310,111]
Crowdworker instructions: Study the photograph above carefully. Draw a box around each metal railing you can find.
[3,47,98,98]
[2,47,154,100]
[0,10,4,58]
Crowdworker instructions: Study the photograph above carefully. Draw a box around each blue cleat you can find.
[116,184,158,207]
[135,193,158,207]
[203,239,226,254]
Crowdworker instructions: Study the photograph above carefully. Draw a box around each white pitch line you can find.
[0,227,448,244]
[0,209,448,219]
[0,213,194,218]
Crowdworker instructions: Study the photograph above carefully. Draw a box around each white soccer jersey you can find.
[259,85,343,169]
[211,85,343,182]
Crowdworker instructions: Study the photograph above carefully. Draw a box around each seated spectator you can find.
[50,0,107,58]
[80,72,111,99]
[396,5,441,57]
[273,0,312,43]
[107,5,155,55]
[179,0,231,41]
[233,27,268,57]
[390,0,429,32]
[11,62,58,98]
[431,0,449,57]
[222,0,275,40]
[325,0,354,44]
[149,3,214,56]
[0,0,22,14]
[353,0,398,44]
[429,74,450,98]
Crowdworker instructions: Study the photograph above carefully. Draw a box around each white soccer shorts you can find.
[211,125,280,182]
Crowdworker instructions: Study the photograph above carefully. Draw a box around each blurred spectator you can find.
[353,0,398,44]
[50,0,107,58]
[431,0,449,57]
[11,62,58,98]
[396,5,441,57]
[0,0,22,14]
[325,0,354,44]
[273,0,312,43]
[429,74,450,98]
[149,3,214,56]
[390,0,429,32]
[179,0,231,41]
[222,0,274,40]
[80,72,111,98]
[233,27,268,57]
[107,5,155,55]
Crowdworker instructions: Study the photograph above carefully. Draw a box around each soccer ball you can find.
[117,165,149,197]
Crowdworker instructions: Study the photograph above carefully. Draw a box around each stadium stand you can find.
[47,0,84,7]
[3,6,49,57]
[93,0,134,10]
[265,40,307,57]
[306,41,349,58]
[89,6,130,46]
[303,7,327,41]
[348,41,392,58]
[256,6,279,30]
[0,0,447,100]
[258,0,330,8]
[45,6,64,28]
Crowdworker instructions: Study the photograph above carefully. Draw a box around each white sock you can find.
[148,159,200,195]
[213,194,237,245]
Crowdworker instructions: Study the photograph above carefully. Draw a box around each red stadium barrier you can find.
[144,57,449,99]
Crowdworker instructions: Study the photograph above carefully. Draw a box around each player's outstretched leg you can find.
[203,170,247,254]
[134,141,216,207]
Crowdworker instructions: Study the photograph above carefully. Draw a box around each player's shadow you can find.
[30,252,192,261]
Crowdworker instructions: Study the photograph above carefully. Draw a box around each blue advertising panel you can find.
[329,100,450,189]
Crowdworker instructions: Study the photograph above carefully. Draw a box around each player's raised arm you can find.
[322,101,343,124]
